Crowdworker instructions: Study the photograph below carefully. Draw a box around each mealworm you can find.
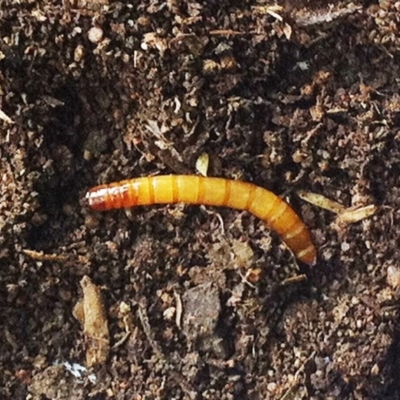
[86,175,317,265]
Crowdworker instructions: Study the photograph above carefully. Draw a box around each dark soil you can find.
[1,1,400,399]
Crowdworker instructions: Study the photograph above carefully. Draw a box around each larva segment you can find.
[223,180,252,210]
[176,175,200,204]
[151,175,175,204]
[86,175,317,265]
[197,177,230,206]
[125,177,153,206]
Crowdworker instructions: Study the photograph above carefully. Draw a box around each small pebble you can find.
[88,27,103,44]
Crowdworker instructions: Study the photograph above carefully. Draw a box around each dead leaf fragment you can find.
[298,191,377,226]
[22,249,68,262]
[73,275,109,367]
[335,204,377,225]
[195,152,209,176]
[297,190,345,214]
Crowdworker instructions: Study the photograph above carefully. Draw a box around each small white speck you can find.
[88,27,103,44]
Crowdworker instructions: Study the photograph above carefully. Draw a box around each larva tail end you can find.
[297,244,317,266]
[307,255,317,267]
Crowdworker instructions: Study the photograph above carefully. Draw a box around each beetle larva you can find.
[86,175,316,265]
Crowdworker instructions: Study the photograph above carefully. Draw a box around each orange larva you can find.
[85,175,317,265]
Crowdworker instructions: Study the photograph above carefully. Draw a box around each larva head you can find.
[85,186,111,211]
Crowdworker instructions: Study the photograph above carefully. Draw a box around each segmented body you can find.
[86,175,316,265]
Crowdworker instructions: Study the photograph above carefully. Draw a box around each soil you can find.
[1,1,400,399]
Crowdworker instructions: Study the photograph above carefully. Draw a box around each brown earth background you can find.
[1,1,400,399]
